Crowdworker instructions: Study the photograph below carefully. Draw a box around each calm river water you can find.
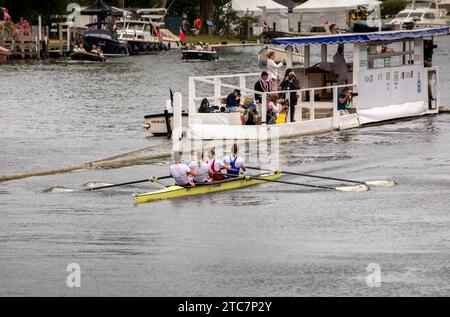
[0,38,449,296]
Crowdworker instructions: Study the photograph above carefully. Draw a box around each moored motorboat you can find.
[134,171,282,203]
[116,19,163,55]
[144,112,189,136]
[182,50,218,61]
[83,23,130,57]
[386,2,448,30]
[69,51,106,62]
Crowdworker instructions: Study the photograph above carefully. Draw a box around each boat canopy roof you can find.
[294,0,380,13]
[81,0,125,17]
[273,27,450,46]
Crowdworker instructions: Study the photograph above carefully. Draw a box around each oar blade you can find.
[84,181,115,190]
[336,184,369,192]
[365,180,396,188]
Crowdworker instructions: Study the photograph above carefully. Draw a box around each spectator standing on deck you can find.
[334,44,348,85]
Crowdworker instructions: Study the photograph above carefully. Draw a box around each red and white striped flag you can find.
[179,28,187,44]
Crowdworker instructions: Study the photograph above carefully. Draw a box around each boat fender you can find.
[428,71,438,101]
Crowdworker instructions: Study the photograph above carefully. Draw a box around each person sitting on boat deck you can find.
[189,150,212,184]
[334,44,348,85]
[254,71,271,104]
[224,144,246,177]
[185,43,191,50]
[330,23,338,35]
[170,151,198,187]
[208,147,232,181]
[97,46,104,58]
[337,87,353,114]
[242,102,261,126]
[205,43,214,52]
[91,44,100,55]
[195,42,204,51]
[267,94,279,125]
[276,103,289,124]
[226,89,243,113]
[74,43,86,53]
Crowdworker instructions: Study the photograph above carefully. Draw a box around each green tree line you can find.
[1,0,407,26]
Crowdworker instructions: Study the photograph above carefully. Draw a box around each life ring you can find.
[428,71,437,101]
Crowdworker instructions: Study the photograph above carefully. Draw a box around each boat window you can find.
[367,41,415,69]
[423,13,436,19]
[410,12,424,19]
[309,26,327,33]
[396,13,410,18]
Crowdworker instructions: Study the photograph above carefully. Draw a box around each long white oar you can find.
[87,176,172,191]
[217,173,369,192]
[247,167,395,188]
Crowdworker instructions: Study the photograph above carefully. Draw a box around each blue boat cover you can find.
[273,27,450,46]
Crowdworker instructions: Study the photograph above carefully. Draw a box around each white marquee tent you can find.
[292,0,381,31]
[231,0,290,33]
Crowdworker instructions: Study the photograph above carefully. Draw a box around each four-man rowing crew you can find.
[89,143,396,204]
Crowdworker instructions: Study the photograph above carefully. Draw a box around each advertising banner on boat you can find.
[357,64,426,110]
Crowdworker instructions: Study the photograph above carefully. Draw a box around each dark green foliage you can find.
[380,0,407,18]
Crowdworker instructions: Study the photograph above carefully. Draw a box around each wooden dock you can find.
[0,22,80,60]
[0,26,41,59]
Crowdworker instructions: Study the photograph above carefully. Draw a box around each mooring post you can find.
[172,92,183,142]
[20,28,25,59]
[58,23,63,56]
[310,89,315,121]
[38,16,42,58]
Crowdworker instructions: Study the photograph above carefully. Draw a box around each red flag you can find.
[179,28,187,44]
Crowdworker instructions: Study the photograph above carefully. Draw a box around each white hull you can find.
[187,102,435,140]
[145,114,189,135]
[259,47,304,65]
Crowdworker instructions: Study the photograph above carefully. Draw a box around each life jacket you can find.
[228,156,240,176]
[211,159,224,181]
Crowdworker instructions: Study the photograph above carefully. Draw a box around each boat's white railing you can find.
[189,73,357,125]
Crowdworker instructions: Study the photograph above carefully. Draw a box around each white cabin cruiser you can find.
[115,19,162,54]
[387,2,448,29]
[170,27,448,141]
[136,8,180,48]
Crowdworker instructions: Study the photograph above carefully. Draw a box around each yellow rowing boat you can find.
[134,170,282,204]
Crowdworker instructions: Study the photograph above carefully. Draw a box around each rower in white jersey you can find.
[169,151,198,186]
[223,144,246,176]
[189,150,212,184]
